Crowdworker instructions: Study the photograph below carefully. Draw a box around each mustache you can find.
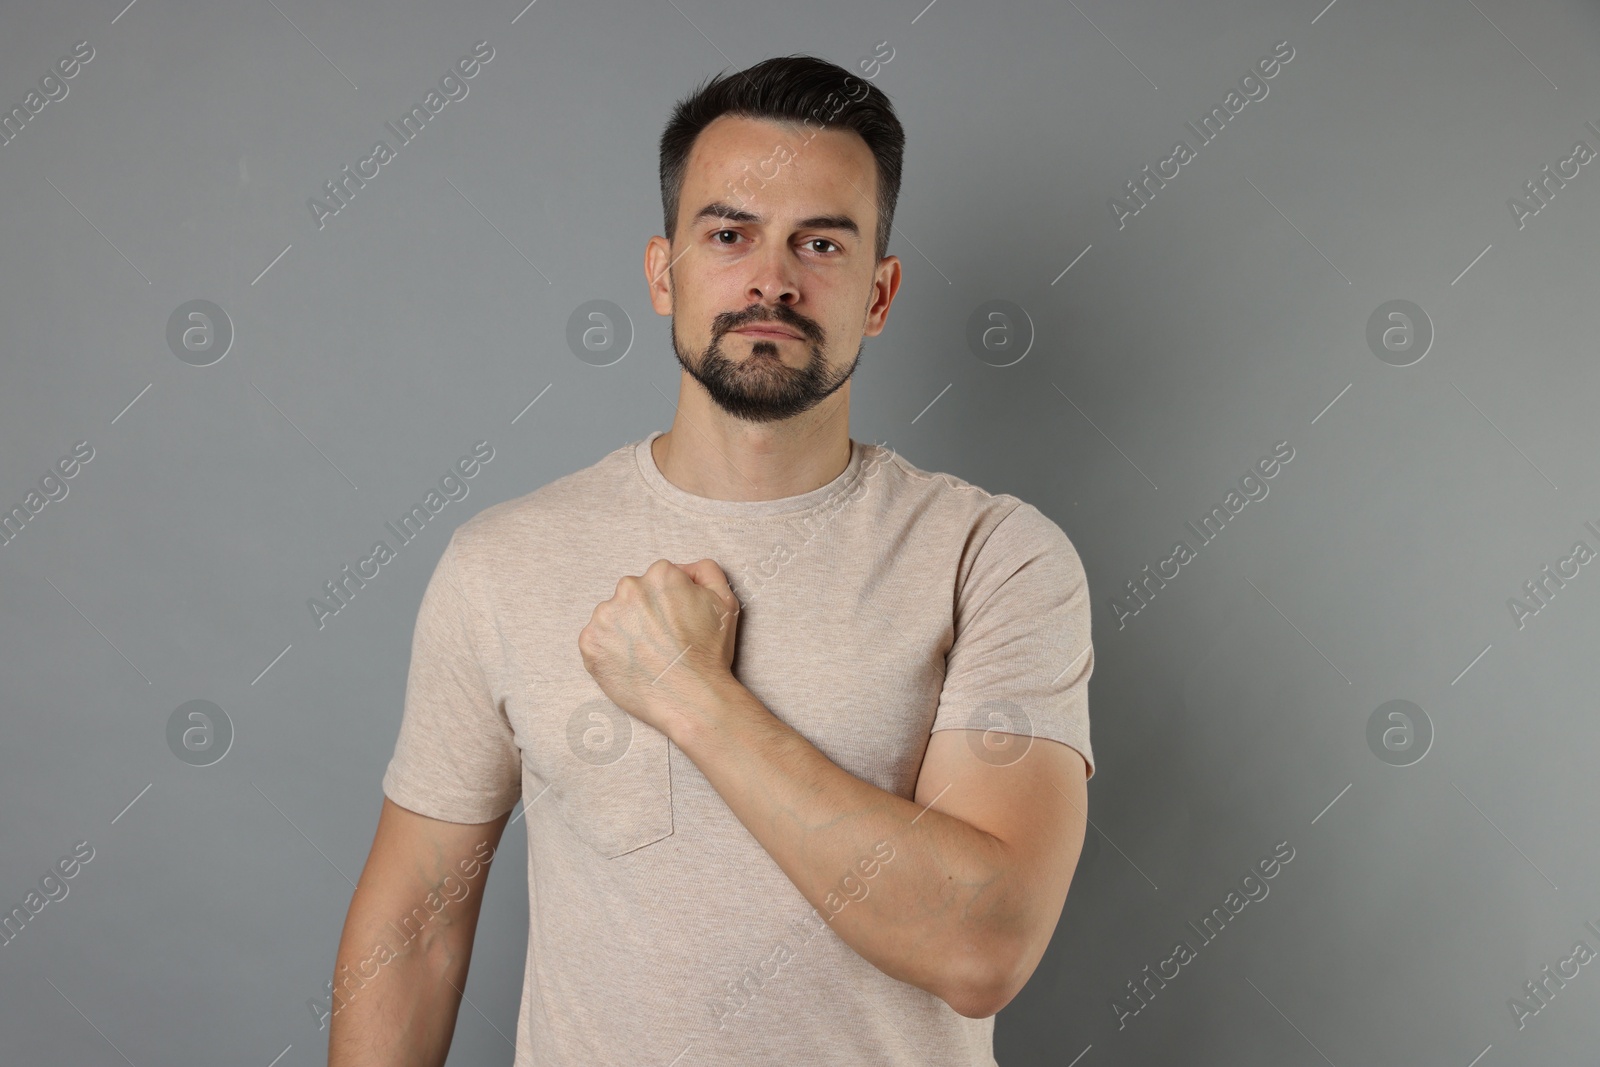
[717,305,822,342]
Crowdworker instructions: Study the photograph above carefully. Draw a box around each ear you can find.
[646,235,675,316]
[863,254,901,337]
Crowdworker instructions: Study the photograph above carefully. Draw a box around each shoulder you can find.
[870,443,1083,572]
[443,437,639,577]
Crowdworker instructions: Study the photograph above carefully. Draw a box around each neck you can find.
[651,390,852,503]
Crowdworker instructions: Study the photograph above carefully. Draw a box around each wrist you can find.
[659,671,749,751]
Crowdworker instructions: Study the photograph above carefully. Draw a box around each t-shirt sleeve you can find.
[381,530,524,822]
[930,502,1096,780]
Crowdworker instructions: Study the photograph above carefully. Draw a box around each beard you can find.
[671,301,862,424]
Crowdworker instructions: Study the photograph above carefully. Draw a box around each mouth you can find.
[732,326,802,341]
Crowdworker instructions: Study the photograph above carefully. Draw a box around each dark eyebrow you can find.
[691,201,860,239]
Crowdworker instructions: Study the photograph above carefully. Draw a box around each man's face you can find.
[648,114,898,425]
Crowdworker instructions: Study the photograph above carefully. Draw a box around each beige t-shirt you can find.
[381,430,1095,1066]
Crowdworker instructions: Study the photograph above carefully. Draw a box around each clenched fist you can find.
[578,558,742,735]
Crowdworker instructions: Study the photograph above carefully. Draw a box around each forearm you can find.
[328,890,472,1067]
[666,677,1023,1014]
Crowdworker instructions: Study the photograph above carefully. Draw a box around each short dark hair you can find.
[658,54,905,263]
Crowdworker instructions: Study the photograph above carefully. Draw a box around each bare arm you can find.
[668,678,1088,1019]
[329,796,512,1067]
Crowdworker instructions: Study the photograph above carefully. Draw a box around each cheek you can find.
[677,268,740,320]
[812,281,870,332]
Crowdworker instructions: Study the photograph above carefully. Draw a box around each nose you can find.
[746,243,799,308]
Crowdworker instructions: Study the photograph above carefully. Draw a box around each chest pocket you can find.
[518,678,674,859]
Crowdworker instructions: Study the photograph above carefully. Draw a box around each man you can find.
[331,53,1094,1066]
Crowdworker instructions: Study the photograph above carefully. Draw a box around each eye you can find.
[807,238,840,254]
[712,229,741,244]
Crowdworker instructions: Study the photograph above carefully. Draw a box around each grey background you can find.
[2,0,1597,1063]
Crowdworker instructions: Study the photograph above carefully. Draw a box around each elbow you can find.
[946,988,1004,1021]
[941,946,1023,1020]
[944,975,1015,1021]
[937,865,1051,1018]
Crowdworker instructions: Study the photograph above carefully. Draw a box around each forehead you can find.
[681,113,877,216]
